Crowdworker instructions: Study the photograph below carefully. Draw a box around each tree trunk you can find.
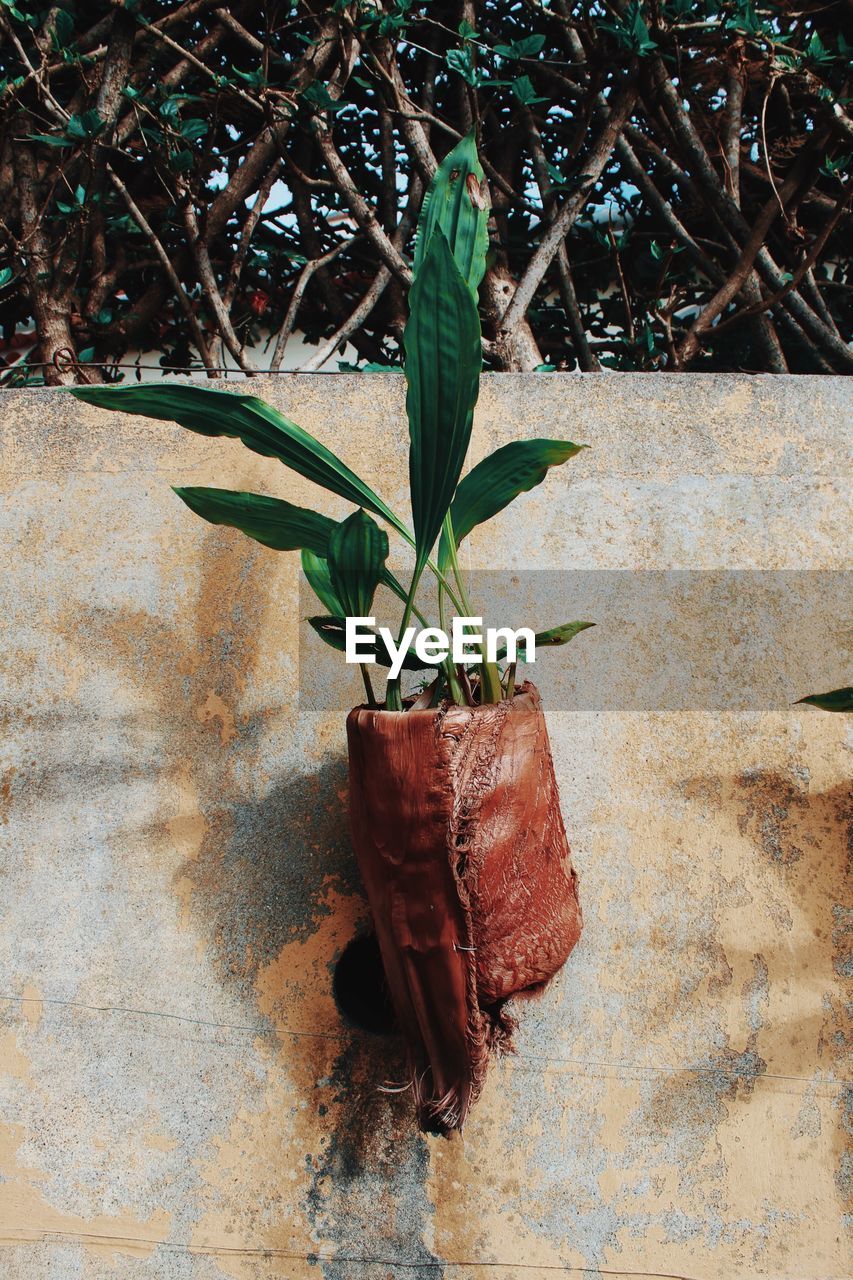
[484,267,544,371]
[16,135,76,386]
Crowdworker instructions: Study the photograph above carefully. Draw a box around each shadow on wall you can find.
[637,763,851,1202]
[71,523,362,981]
[726,769,852,1208]
[67,526,443,1246]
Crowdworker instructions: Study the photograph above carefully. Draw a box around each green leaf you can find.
[495,33,545,59]
[51,8,74,49]
[445,47,485,88]
[511,75,548,105]
[546,161,593,195]
[492,621,595,664]
[0,267,13,288]
[301,550,344,615]
[326,508,389,617]
[28,133,70,147]
[380,566,409,606]
[820,153,851,179]
[439,438,586,567]
[413,132,488,294]
[70,384,407,539]
[179,118,209,140]
[724,0,763,36]
[172,487,336,556]
[308,616,434,670]
[232,66,267,87]
[169,149,194,173]
[405,227,482,575]
[302,82,348,114]
[599,1,657,54]
[302,548,407,615]
[532,621,596,647]
[795,687,853,713]
[66,108,104,139]
[337,360,402,372]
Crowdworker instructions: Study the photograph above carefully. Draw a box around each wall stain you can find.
[4,379,851,1276]
[47,519,439,1267]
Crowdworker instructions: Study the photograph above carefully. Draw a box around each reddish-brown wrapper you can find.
[346,682,582,1132]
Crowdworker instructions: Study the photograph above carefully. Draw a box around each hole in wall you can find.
[333,933,398,1034]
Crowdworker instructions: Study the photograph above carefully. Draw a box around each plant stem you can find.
[410,596,460,702]
[361,664,377,708]
[441,513,503,703]
[382,515,464,614]
[385,561,426,711]
[438,574,467,705]
[427,557,464,613]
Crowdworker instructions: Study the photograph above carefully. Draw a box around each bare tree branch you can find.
[297,264,393,372]
[677,147,825,365]
[109,167,215,372]
[311,119,413,287]
[14,125,75,383]
[183,196,255,373]
[298,173,423,371]
[524,103,600,371]
[269,235,357,371]
[497,74,637,352]
[706,194,851,340]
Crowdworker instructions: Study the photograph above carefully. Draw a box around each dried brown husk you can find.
[346,682,582,1133]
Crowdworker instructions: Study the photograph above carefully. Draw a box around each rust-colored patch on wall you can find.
[0,376,849,1277]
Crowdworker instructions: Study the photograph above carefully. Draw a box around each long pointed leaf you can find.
[438,439,587,569]
[493,621,595,663]
[302,549,410,615]
[173,486,335,556]
[795,686,853,712]
[327,508,389,617]
[380,568,409,605]
[71,384,406,537]
[301,549,344,615]
[308,616,434,670]
[405,227,482,575]
[413,131,489,294]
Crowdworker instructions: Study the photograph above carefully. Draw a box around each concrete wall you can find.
[0,374,849,1279]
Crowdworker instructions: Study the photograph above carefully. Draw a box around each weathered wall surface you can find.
[0,374,849,1279]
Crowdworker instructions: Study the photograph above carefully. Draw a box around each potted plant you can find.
[72,135,591,1133]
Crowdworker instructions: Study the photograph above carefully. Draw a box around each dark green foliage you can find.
[405,228,482,574]
[1,2,849,384]
[795,687,853,712]
[327,509,389,618]
[307,616,434,671]
[69,136,595,710]
[173,487,335,556]
[492,622,596,664]
[413,134,488,295]
[301,550,344,617]
[440,439,587,569]
[72,384,405,535]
